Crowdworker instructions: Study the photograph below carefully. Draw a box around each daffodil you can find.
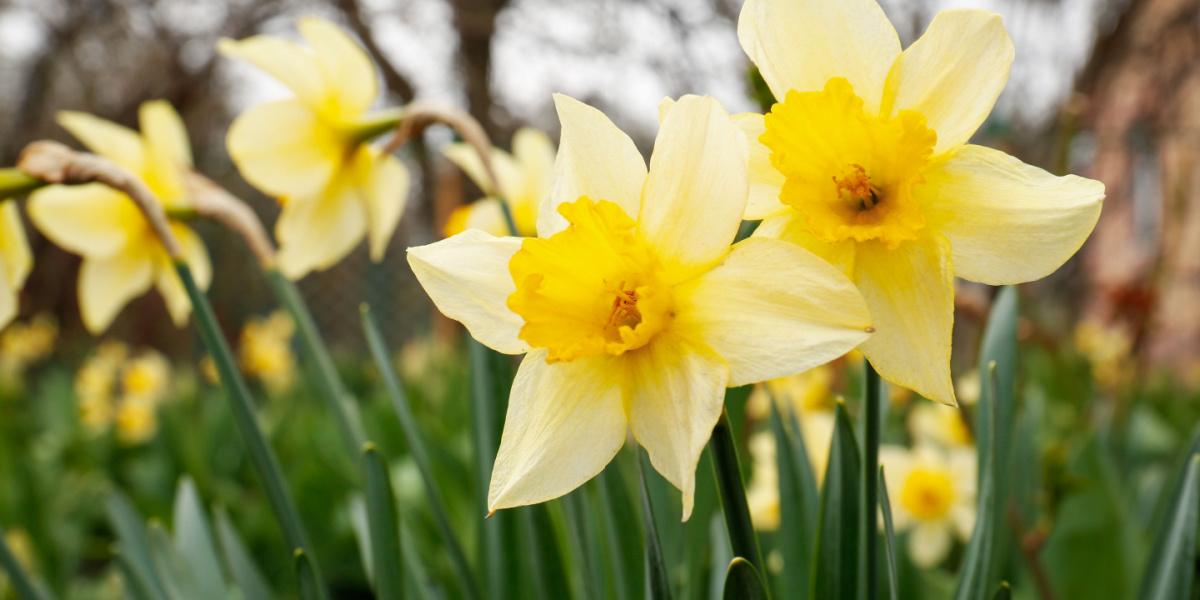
[239,311,297,394]
[909,402,972,449]
[443,128,555,237]
[880,443,976,567]
[75,342,127,433]
[220,17,409,278]
[121,350,171,405]
[115,396,158,446]
[0,313,55,379]
[409,94,872,518]
[28,102,211,334]
[745,368,837,483]
[0,200,32,330]
[738,0,1104,404]
[746,431,782,530]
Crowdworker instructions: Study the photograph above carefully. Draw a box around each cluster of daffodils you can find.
[408,0,1102,521]
[0,313,57,381]
[75,342,172,445]
[238,311,297,394]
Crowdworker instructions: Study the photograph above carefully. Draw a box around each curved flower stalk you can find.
[408,93,873,519]
[25,102,211,334]
[442,128,555,237]
[880,443,977,567]
[220,17,410,279]
[0,200,32,329]
[737,0,1105,404]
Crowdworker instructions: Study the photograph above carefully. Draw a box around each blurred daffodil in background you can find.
[0,313,56,382]
[738,0,1104,405]
[1074,318,1134,390]
[746,431,783,530]
[909,402,973,449]
[239,310,297,394]
[0,200,32,330]
[27,101,211,334]
[881,443,977,567]
[220,17,409,279]
[74,342,171,445]
[410,93,872,519]
[745,367,836,482]
[443,128,555,237]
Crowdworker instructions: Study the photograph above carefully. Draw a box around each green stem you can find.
[496,196,520,238]
[343,108,406,145]
[360,305,480,600]
[362,444,404,600]
[468,339,505,594]
[0,525,51,600]
[0,168,46,197]
[710,410,764,571]
[266,269,366,459]
[864,360,881,600]
[176,262,325,593]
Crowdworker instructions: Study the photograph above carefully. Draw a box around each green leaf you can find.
[115,550,163,600]
[521,504,572,600]
[564,488,606,600]
[954,363,999,600]
[467,338,505,596]
[107,492,168,600]
[171,478,226,599]
[768,399,817,599]
[710,410,764,571]
[598,462,643,600]
[637,451,674,600]
[722,557,768,600]
[974,286,1018,587]
[863,360,883,600]
[0,524,52,600]
[361,304,479,599]
[294,549,329,600]
[993,582,1012,600]
[214,508,274,600]
[1138,454,1200,600]
[878,467,899,600]
[363,443,404,600]
[148,523,209,600]
[812,403,861,599]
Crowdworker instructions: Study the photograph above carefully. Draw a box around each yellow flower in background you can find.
[443,128,555,237]
[121,350,171,405]
[1073,319,1133,389]
[746,431,782,530]
[738,0,1104,405]
[75,342,127,433]
[0,200,32,330]
[0,313,57,379]
[909,402,972,449]
[239,311,297,394]
[409,94,872,519]
[74,343,170,443]
[220,17,410,279]
[880,443,977,567]
[955,369,981,406]
[28,102,211,334]
[745,364,835,419]
[114,397,158,445]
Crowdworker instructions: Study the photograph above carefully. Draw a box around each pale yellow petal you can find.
[138,100,192,168]
[883,10,1014,154]
[640,95,747,273]
[921,145,1104,285]
[274,181,367,279]
[443,198,510,238]
[0,201,32,292]
[442,143,522,199]
[155,224,210,326]
[908,522,952,567]
[297,17,378,118]
[540,94,647,237]
[78,244,155,334]
[0,263,15,330]
[358,151,410,261]
[226,99,343,200]
[754,212,858,280]
[737,0,900,112]
[674,238,872,386]
[856,236,956,405]
[512,127,556,205]
[628,334,729,520]
[732,112,787,220]
[406,230,528,355]
[488,350,627,512]
[28,185,143,259]
[57,111,144,173]
[217,37,326,110]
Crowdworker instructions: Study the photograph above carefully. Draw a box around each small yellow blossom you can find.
[443,128,555,237]
[220,18,409,278]
[75,342,127,433]
[115,397,158,445]
[239,311,296,394]
[409,94,873,519]
[0,313,57,378]
[738,0,1104,405]
[880,443,976,567]
[122,351,171,404]
[199,355,220,385]
[2,528,35,573]
[909,402,972,449]
[746,432,781,530]
[1073,319,1133,389]
[27,102,211,334]
[75,343,170,442]
[0,200,32,330]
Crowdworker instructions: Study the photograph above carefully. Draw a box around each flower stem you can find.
[344,108,406,145]
[864,359,882,600]
[0,524,51,600]
[0,168,45,197]
[710,409,764,571]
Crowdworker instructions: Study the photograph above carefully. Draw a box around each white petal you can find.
[358,151,410,261]
[907,522,952,568]
[28,185,143,259]
[298,17,378,118]
[274,181,367,279]
[57,111,144,174]
[732,113,788,220]
[225,100,343,200]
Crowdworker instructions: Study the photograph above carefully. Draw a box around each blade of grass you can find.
[710,410,764,572]
[976,287,1018,586]
[468,338,505,596]
[176,262,324,593]
[0,524,51,600]
[214,508,273,600]
[878,467,899,600]
[863,360,882,600]
[114,551,161,600]
[361,304,479,599]
[812,403,861,599]
[768,399,816,599]
[993,582,1012,600]
[953,363,999,600]
[107,492,168,600]
[599,462,642,600]
[637,450,674,600]
[363,443,404,600]
[563,488,606,600]
[171,479,226,599]
[148,523,207,600]
[294,549,329,600]
[266,269,365,459]
[1138,454,1200,600]
[722,557,768,600]
[522,504,572,600]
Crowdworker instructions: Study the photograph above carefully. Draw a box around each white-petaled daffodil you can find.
[409,94,873,519]
[28,102,211,334]
[0,200,32,329]
[220,17,409,278]
[880,443,977,567]
[737,0,1104,404]
[442,128,555,238]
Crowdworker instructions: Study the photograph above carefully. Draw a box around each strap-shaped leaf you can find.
[812,403,861,599]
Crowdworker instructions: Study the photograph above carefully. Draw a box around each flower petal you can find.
[640,95,747,273]
[0,201,32,293]
[488,350,627,512]
[226,99,343,200]
[358,151,410,261]
[217,36,327,111]
[855,236,956,405]
[753,212,857,276]
[28,184,143,259]
[737,0,900,112]
[907,522,952,568]
[539,94,647,237]
[138,100,192,168]
[57,111,144,173]
[512,127,556,204]
[0,264,15,330]
[274,180,367,279]
[155,224,211,327]
[884,10,1014,154]
[628,334,729,520]
[442,143,522,200]
[406,229,528,355]
[733,113,788,220]
[78,243,155,334]
[921,145,1104,285]
[443,198,510,238]
[297,17,378,118]
[674,238,872,386]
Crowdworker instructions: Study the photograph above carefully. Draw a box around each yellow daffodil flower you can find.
[746,431,782,530]
[121,350,171,405]
[738,0,1104,404]
[443,128,555,237]
[0,200,32,330]
[220,17,410,278]
[28,102,211,334]
[115,396,158,445]
[409,94,873,519]
[0,313,56,379]
[880,443,977,567]
[1073,319,1133,389]
[75,342,127,433]
[239,311,297,394]
[909,402,972,449]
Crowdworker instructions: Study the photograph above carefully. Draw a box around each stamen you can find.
[833,164,881,211]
